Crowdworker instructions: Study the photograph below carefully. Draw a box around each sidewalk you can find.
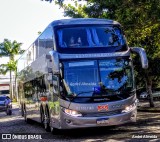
[12,102,19,109]
[138,100,160,112]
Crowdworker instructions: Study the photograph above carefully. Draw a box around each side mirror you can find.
[130,47,148,69]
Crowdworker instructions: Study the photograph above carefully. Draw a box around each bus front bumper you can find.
[59,107,137,129]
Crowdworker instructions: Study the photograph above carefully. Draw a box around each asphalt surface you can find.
[0,102,160,142]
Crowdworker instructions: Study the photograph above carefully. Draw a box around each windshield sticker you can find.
[70,82,97,87]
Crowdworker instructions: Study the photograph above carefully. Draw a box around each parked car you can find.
[0,96,12,115]
[139,88,160,99]
[139,92,148,99]
[136,88,146,99]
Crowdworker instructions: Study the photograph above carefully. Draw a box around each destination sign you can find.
[59,50,130,59]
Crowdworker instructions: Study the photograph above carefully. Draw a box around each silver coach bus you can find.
[17,18,148,133]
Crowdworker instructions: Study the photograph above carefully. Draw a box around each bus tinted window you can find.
[56,26,126,48]
[63,59,134,100]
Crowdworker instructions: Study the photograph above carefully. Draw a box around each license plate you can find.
[96,118,109,125]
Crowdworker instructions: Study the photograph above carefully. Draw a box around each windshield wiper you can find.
[67,91,94,98]
[66,90,112,101]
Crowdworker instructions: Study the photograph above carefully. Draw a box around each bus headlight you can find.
[122,103,136,113]
[64,108,82,117]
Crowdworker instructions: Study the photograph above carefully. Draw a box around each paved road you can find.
[0,104,160,142]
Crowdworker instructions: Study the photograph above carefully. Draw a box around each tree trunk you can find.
[146,75,154,107]
[148,84,154,107]
[10,70,12,99]
[15,70,18,101]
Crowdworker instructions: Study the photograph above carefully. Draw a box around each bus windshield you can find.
[56,25,127,53]
[62,59,134,102]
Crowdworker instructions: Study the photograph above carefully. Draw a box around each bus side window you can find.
[45,27,54,49]
[38,26,54,57]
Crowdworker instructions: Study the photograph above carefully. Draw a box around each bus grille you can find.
[83,110,121,117]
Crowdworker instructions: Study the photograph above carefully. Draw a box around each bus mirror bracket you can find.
[130,47,148,69]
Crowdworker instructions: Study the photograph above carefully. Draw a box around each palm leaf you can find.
[0,39,23,58]
[0,60,17,74]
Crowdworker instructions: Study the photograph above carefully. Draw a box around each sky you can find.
[0,0,65,51]
[0,0,66,81]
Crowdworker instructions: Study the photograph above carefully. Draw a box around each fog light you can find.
[122,101,136,113]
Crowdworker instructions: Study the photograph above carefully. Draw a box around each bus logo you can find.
[97,105,108,111]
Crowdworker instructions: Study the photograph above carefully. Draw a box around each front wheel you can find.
[40,107,44,125]
[44,107,51,132]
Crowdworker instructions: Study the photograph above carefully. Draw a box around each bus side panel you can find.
[48,75,61,129]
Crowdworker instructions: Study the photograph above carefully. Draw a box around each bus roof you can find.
[50,18,120,27]
[16,18,121,63]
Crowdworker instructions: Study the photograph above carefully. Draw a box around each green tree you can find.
[0,39,24,99]
[44,0,160,107]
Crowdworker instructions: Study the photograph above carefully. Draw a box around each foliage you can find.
[0,39,23,60]
[42,0,160,60]
[0,39,24,73]
[0,60,17,75]
[0,39,24,99]
[44,0,160,107]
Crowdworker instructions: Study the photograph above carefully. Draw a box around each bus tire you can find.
[44,107,51,132]
[40,106,44,125]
